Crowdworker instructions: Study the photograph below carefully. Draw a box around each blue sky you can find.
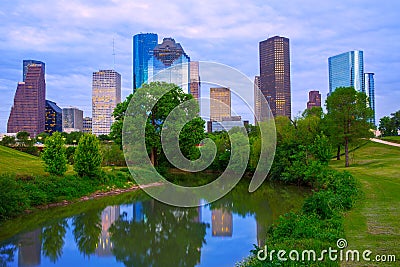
[1,0,399,132]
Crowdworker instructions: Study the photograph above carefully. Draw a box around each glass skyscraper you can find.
[133,33,158,91]
[365,73,376,125]
[328,50,364,94]
[148,37,190,94]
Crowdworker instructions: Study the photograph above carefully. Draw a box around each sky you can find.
[1,0,399,132]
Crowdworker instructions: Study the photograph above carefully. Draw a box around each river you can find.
[0,181,308,267]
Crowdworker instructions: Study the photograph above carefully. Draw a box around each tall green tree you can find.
[74,134,103,178]
[42,132,67,176]
[325,87,373,167]
[114,82,205,167]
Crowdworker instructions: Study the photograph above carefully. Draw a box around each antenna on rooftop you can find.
[112,38,116,70]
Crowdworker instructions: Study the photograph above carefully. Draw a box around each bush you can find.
[0,175,29,220]
[41,132,67,176]
[74,134,103,178]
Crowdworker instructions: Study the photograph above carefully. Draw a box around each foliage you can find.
[65,146,76,164]
[115,82,205,167]
[110,93,134,148]
[41,132,67,176]
[325,87,374,167]
[101,143,126,166]
[61,131,84,145]
[0,175,29,220]
[0,136,16,146]
[36,132,49,143]
[74,134,103,178]
[379,110,400,136]
[14,131,39,156]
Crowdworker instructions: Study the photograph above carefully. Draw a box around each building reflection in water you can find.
[96,205,120,257]
[18,228,41,267]
[211,209,232,237]
[132,202,144,222]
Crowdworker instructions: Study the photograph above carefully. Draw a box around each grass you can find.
[330,141,400,264]
[0,145,45,176]
[381,135,400,144]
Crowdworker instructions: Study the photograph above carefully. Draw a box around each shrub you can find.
[74,134,103,178]
[41,132,67,176]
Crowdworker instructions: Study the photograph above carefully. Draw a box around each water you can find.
[0,181,308,267]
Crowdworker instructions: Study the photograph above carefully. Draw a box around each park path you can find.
[370,138,400,147]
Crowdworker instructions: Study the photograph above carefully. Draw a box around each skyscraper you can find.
[62,107,83,133]
[92,70,121,136]
[328,50,364,94]
[307,90,322,110]
[210,87,231,122]
[259,36,291,118]
[45,100,62,134]
[189,61,201,102]
[83,117,93,134]
[23,60,45,82]
[7,63,46,137]
[365,73,376,125]
[149,37,190,93]
[133,33,158,91]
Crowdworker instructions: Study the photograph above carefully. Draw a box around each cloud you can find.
[0,0,399,132]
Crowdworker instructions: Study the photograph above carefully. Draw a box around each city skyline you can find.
[0,1,399,132]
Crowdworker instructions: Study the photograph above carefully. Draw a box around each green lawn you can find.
[0,145,45,176]
[382,135,400,144]
[330,141,400,264]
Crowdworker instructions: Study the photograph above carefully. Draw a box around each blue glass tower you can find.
[133,33,158,91]
[328,50,364,94]
[148,37,190,94]
[365,73,376,125]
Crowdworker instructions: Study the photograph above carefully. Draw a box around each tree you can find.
[74,134,103,178]
[36,132,49,144]
[114,82,205,167]
[41,132,67,176]
[379,116,397,136]
[325,87,373,167]
[110,94,134,149]
[0,136,16,147]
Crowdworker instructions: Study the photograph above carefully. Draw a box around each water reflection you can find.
[0,182,307,266]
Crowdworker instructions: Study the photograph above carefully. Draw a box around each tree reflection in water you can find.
[110,200,208,267]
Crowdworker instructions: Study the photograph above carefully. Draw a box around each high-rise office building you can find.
[307,90,322,110]
[189,61,201,101]
[92,70,121,136]
[328,50,364,94]
[83,117,93,133]
[23,60,45,82]
[45,100,62,134]
[210,87,231,122]
[254,75,262,122]
[365,73,376,125]
[62,107,83,133]
[259,36,291,118]
[133,33,158,91]
[7,63,46,137]
[149,37,190,93]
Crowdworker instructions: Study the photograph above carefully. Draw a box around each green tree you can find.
[16,131,38,155]
[379,116,397,136]
[325,87,373,167]
[115,82,204,167]
[36,132,49,143]
[0,136,16,147]
[110,94,134,149]
[41,132,67,176]
[74,134,103,178]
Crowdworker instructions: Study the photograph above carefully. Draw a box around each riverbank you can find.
[330,141,400,265]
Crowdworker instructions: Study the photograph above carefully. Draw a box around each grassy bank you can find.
[330,141,400,263]
[0,145,45,176]
[381,135,400,144]
[0,145,135,221]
